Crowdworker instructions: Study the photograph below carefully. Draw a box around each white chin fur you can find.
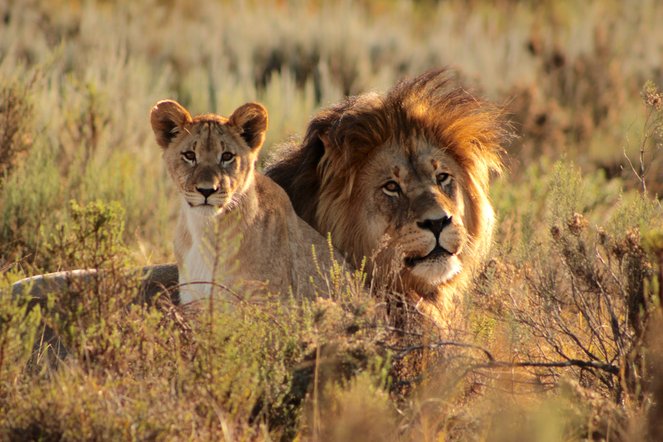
[190,204,221,215]
[410,255,462,286]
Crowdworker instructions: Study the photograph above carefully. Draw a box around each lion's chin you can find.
[190,203,220,213]
[408,254,462,287]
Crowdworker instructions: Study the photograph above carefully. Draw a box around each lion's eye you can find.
[436,173,451,186]
[221,152,235,163]
[181,151,196,163]
[382,180,401,196]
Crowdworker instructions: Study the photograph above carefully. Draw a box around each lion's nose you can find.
[417,216,452,238]
[196,187,217,198]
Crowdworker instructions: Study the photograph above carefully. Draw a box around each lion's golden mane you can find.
[267,69,508,322]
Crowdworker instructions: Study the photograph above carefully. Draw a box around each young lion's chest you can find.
[173,178,334,305]
[177,204,232,304]
[179,243,215,303]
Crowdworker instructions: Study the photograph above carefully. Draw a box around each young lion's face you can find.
[150,101,268,214]
[163,119,258,212]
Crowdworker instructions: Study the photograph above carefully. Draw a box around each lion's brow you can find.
[407,153,430,182]
[206,122,212,151]
[193,122,216,152]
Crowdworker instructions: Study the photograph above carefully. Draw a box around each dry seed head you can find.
[611,242,627,260]
[567,212,588,236]
[611,231,641,259]
[653,95,662,111]
[625,229,640,249]
[551,225,562,240]
[642,80,663,111]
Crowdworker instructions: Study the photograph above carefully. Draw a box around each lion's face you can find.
[150,101,268,215]
[162,120,258,213]
[355,140,470,292]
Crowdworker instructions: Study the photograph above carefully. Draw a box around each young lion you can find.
[150,100,341,304]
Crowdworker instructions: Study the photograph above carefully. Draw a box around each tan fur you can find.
[266,69,508,325]
[150,100,342,304]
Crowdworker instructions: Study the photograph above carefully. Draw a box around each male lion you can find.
[150,100,342,304]
[266,69,508,324]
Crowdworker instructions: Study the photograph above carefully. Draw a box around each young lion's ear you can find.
[150,100,192,149]
[228,102,268,150]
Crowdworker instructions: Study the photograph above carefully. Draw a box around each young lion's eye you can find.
[382,180,401,196]
[181,151,196,163]
[221,152,235,163]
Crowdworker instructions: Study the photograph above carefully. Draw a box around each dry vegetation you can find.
[1,0,663,440]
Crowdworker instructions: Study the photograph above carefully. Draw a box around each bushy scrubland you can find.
[1,0,662,440]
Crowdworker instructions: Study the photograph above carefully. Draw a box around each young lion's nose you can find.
[196,187,217,198]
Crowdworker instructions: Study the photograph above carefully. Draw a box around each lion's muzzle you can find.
[404,244,453,267]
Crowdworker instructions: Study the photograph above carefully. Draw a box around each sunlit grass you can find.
[1,0,662,439]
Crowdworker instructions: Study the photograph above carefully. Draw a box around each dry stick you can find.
[471,359,619,376]
[551,303,606,363]
[523,280,599,365]
[207,234,223,384]
[312,343,321,442]
[498,292,619,375]
[380,340,495,361]
[595,248,633,351]
[567,267,613,360]
[596,277,626,355]
[0,332,7,374]
[624,107,653,196]
[563,286,606,360]
[553,249,616,362]
[381,339,619,375]
[639,118,648,196]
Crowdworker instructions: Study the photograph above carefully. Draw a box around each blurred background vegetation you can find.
[1,0,662,440]
[0,0,661,270]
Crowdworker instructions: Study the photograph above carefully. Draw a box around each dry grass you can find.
[1,0,663,440]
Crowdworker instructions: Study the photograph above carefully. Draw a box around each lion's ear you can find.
[318,132,331,150]
[229,102,268,150]
[150,100,192,149]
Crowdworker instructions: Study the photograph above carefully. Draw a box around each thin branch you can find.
[378,331,620,376]
[552,305,605,363]
[177,281,246,303]
[624,106,653,195]
[472,359,619,375]
[567,275,613,361]
[361,324,424,337]
[378,340,495,361]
